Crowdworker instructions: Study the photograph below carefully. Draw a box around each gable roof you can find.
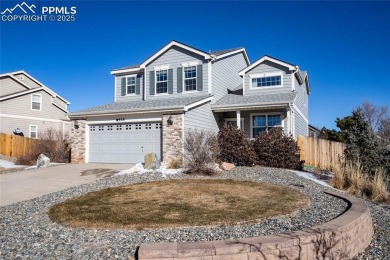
[239,55,298,76]
[0,71,70,104]
[141,40,211,68]
[111,41,250,74]
[69,94,213,117]
[0,73,32,90]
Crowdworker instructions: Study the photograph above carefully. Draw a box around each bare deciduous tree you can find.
[359,100,389,132]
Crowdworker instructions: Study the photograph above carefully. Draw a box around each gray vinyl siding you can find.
[52,96,68,111]
[292,77,309,119]
[0,90,68,120]
[294,108,308,137]
[0,77,28,96]
[184,102,219,133]
[218,109,288,138]
[212,52,248,102]
[145,46,209,99]
[244,61,292,96]
[13,73,41,88]
[115,73,144,102]
[0,116,66,138]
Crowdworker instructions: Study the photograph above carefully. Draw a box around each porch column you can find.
[236,110,241,129]
[286,109,291,135]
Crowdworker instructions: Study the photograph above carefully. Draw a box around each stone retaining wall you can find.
[138,191,373,260]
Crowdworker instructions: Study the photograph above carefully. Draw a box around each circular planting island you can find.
[49,179,309,230]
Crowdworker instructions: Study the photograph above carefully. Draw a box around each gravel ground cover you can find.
[0,167,386,259]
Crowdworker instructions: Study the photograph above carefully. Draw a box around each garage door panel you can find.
[89,122,162,163]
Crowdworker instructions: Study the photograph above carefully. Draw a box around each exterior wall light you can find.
[167,115,173,126]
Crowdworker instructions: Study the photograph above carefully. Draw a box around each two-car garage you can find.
[88,122,162,163]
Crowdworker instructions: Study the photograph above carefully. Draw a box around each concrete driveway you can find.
[0,163,134,207]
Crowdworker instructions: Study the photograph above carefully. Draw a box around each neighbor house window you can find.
[184,66,197,91]
[156,70,168,94]
[126,76,136,95]
[252,114,282,137]
[30,125,37,138]
[252,75,282,88]
[31,94,41,110]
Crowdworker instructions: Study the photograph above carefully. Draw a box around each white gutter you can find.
[184,96,213,111]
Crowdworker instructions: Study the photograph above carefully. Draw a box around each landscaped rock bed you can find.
[0,167,387,259]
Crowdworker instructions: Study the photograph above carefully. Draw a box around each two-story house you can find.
[0,71,70,138]
[69,40,310,164]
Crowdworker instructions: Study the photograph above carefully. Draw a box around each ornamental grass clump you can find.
[183,129,219,175]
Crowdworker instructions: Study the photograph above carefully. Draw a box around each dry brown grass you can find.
[48,179,308,230]
[331,160,389,203]
[167,158,182,169]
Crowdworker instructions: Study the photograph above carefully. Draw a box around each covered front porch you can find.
[213,105,295,139]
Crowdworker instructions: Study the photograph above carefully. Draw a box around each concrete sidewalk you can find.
[0,163,133,206]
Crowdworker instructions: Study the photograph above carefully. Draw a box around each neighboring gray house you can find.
[309,124,320,138]
[0,71,70,138]
[69,40,310,164]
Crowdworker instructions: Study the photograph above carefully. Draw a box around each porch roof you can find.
[211,92,297,112]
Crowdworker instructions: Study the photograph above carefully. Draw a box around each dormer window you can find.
[184,66,197,91]
[250,72,283,88]
[156,70,168,94]
[126,76,136,95]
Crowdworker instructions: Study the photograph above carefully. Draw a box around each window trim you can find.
[224,118,245,130]
[31,93,42,111]
[29,125,38,139]
[182,65,198,92]
[155,69,169,95]
[250,112,284,138]
[249,72,283,89]
[125,75,137,96]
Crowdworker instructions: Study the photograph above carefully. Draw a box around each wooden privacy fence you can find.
[0,133,37,158]
[297,135,346,170]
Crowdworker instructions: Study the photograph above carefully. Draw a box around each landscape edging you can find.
[138,190,374,260]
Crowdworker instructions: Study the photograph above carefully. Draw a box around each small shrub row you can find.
[182,124,302,176]
[217,124,301,170]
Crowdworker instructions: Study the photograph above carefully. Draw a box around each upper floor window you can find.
[184,66,197,91]
[156,70,168,94]
[126,76,136,95]
[251,73,282,88]
[31,94,41,110]
[252,114,282,138]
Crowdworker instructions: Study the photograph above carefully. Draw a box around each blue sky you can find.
[1,1,389,129]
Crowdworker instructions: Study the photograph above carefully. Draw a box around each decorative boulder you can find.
[220,162,235,171]
[206,163,222,172]
[144,152,160,170]
[36,154,50,168]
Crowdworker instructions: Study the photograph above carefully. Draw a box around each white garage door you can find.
[88,122,162,163]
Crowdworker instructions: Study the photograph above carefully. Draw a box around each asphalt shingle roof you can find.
[111,64,141,72]
[111,46,244,72]
[70,94,212,116]
[209,47,243,56]
[212,92,297,108]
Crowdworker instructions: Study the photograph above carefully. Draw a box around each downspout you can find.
[208,55,216,95]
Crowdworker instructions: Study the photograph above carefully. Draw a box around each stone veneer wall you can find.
[138,191,374,260]
[162,114,184,163]
[70,120,86,163]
